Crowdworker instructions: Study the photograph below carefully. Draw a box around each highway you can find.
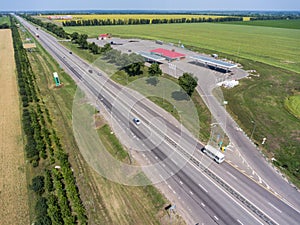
[16,15,300,225]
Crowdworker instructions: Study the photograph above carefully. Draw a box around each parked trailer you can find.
[202,145,225,163]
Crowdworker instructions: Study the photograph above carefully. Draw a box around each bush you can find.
[31,175,45,195]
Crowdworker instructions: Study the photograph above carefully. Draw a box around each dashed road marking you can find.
[190,191,193,195]
[268,202,282,213]
[198,184,208,193]
[237,219,244,225]
[201,202,205,207]
[179,180,183,185]
[226,171,238,180]
[214,216,219,221]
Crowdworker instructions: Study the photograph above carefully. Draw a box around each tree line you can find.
[21,14,69,39]
[11,16,87,224]
[62,16,242,27]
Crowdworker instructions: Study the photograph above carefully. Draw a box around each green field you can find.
[64,23,300,74]
[0,15,10,26]
[222,19,300,30]
[285,95,300,119]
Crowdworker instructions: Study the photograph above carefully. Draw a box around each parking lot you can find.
[88,37,248,83]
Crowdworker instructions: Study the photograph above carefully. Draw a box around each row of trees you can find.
[21,14,69,39]
[62,16,243,27]
[11,16,87,224]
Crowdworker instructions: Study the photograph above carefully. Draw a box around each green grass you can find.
[221,19,300,30]
[285,95,300,119]
[98,124,130,162]
[222,58,300,186]
[64,23,300,74]
[148,96,180,121]
[0,15,10,26]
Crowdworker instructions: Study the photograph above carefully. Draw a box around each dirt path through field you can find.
[0,29,30,225]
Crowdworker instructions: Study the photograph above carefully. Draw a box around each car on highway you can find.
[133,118,141,125]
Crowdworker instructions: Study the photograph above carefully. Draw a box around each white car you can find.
[133,118,141,125]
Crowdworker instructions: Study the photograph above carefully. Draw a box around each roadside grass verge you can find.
[222,58,300,187]
[284,95,300,119]
[98,124,130,162]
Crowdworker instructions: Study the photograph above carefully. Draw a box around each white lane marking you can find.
[168,185,172,190]
[179,180,183,185]
[159,174,164,179]
[162,163,166,167]
[214,216,219,221]
[187,163,264,225]
[268,202,282,213]
[142,154,145,157]
[226,171,238,180]
[155,156,158,160]
[201,202,205,207]
[237,219,244,225]
[198,183,208,193]
[190,191,193,195]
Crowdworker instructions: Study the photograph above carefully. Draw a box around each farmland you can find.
[0,29,29,225]
[222,19,300,29]
[64,23,300,74]
[40,14,231,23]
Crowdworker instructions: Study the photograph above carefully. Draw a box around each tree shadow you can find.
[172,90,190,101]
[146,77,159,86]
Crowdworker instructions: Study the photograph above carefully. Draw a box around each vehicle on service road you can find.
[201,145,225,163]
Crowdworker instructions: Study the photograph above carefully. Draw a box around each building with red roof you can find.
[150,48,186,61]
[98,33,111,40]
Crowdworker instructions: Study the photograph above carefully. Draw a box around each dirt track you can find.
[0,29,29,225]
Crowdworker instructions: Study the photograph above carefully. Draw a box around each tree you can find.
[148,63,162,77]
[31,175,45,195]
[178,73,198,97]
[147,63,162,85]
[70,32,79,42]
[125,62,143,76]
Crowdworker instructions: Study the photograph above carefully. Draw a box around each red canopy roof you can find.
[99,34,109,37]
[150,48,186,59]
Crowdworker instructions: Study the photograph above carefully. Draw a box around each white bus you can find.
[202,145,225,163]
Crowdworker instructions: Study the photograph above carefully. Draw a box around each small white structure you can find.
[218,80,239,88]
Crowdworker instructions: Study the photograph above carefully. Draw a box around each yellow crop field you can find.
[0,29,30,225]
[40,14,230,23]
